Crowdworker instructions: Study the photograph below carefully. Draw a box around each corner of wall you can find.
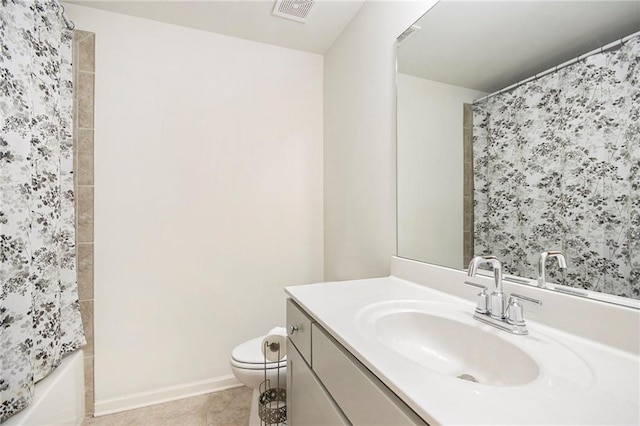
[322,1,437,281]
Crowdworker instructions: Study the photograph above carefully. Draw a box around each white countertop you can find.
[286,276,640,425]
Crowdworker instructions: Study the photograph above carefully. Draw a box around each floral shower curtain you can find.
[1,0,85,421]
[473,35,640,300]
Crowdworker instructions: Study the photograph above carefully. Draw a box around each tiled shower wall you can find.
[73,29,95,416]
[463,103,473,267]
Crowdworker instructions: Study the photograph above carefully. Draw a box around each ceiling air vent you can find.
[397,25,421,45]
[272,0,315,24]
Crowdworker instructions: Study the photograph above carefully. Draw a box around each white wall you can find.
[323,1,437,281]
[64,4,323,408]
[397,74,485,268]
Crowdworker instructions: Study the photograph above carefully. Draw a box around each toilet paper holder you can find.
[266,342,281,352]
[258,340,286,425]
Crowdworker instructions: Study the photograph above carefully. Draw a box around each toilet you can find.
[230,336,287,391]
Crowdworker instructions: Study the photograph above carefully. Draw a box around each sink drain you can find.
[457,373,478,383]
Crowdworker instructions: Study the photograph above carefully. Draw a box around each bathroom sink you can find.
[357,301,540,386]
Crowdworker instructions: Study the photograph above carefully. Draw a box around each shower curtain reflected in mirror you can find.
[473,35,640,299]
[0,0,85,421]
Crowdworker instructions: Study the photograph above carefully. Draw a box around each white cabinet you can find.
[286,299,428,426]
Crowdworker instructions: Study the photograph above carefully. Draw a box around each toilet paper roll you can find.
[261,327,287,362]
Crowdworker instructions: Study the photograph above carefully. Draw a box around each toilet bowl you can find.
[230,336,287,390]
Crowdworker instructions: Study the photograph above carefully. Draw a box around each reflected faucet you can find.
[537,251,567,288]
[467,255,505,319]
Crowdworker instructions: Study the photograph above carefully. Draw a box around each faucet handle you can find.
[507,293,542,327]
[510,293,543,306]
[464,281,489,314]
[464,281,486,290]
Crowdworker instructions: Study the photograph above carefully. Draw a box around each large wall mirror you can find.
[397,1,640,307]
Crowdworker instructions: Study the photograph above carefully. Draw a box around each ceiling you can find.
[397,1,640,93]
[67,0,365,53]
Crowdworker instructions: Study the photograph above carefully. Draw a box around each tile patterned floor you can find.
[83,386,253,426]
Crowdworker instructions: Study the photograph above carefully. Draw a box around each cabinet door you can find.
[287,338,350,426]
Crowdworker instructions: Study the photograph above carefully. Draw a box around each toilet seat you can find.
[231,336,287,370]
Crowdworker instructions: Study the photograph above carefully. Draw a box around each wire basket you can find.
[258,385,286,425]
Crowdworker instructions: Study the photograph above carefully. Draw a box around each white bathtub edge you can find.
[3,350,85,426]
[93,374,242,417]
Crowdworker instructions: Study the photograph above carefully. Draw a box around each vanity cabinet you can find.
[286,299,427,426]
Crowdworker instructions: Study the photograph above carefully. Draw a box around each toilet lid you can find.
[232,336,287,366]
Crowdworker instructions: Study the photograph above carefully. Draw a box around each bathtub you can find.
[4,350,85,426]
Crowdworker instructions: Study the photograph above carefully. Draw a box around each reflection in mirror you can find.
[396,1,640,305]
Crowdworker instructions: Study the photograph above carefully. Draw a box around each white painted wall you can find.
[397,74,485,269]
[64,4,323,406]
[323,1,437,281]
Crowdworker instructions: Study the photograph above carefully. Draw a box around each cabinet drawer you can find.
[286,299,313,365]
[287,339,350,426]
[312,324,427,426]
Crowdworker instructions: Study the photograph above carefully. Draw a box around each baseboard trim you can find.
[93,374,242,417]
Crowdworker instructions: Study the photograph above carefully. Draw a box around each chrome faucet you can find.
[465,255,542,335]
[537,251,567,288]
[467,255,505,319]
